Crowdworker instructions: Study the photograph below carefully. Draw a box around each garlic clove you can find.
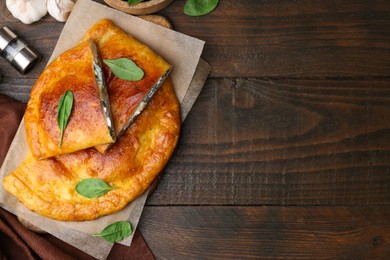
[6,0,48,25]
[47,0,75,22]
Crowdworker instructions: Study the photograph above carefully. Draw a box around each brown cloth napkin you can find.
[0,94,155,260]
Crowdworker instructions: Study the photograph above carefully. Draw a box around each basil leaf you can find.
[93,221,132,243]
[184,0,219,16]
[103,58,144,81]
[57,90,74,147]
[76,178,113,198]
[127,0,144,5]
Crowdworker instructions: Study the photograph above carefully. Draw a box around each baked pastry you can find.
[3,78,180,221]
[83,19,172,153]
[25,40,115,159]
[3,19,180,221]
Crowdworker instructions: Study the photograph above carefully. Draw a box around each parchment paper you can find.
[0,0,210,259]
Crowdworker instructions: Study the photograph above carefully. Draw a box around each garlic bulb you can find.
[47,0,75,22]
[6,0,48,24]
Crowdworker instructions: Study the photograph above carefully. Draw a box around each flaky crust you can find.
[3,78,180,221]
[25,40,115,159]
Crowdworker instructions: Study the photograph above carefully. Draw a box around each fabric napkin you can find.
[0,94,155,260]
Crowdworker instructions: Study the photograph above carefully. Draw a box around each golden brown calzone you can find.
[84,19,172,153]
[3,78,180,221]
[25,40,115,159]
[3,19,180,221]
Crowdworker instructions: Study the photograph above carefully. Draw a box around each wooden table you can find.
[1,0,390,258]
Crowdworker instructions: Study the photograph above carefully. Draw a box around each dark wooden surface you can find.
[1,0,390,259]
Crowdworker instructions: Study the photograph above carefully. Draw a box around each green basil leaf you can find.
[76,178,113,198]
[127,0,144,5]
[93,221,132,243]
[57,90,74,147]
[184,0,219,16]
[103,58,144,81]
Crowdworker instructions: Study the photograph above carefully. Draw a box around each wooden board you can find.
[1,1,390,258]
[104,0,174,15]
[140,206,390,259]
[158,0,390,78]
[147,78,390,206]
[1,0,390,102]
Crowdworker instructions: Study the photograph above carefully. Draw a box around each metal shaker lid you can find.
[0,26,17,52]
[12,46,40,74]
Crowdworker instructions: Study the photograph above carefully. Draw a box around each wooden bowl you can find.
[104,0,175,15]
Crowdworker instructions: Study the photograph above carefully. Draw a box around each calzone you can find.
[84,19,172,153]
[3,78,180,221]
[3,20,180,221]
[25,40,115,159]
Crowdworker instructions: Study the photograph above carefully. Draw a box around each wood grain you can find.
[140,206,390,259]
[147,78,390,205]
[0,1,389,258]
[1,0,389,101]
[0,0,388,206]
[157,0,390,78]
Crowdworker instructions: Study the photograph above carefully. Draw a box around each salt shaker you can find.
[0,26,40,74]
